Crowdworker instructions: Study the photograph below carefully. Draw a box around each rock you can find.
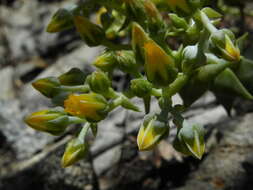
[0,100,55,161]
[0,136,94,190]
[93,145,122,176]
[0,0,80,62]
[172,113,253,190]
[0,67,15,100]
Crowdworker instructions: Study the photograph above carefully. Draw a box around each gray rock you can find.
[0,1,80,62]
[0,67,15,100]
[0,136,94,190]
[0,100,55,161]
[173,113,253,190]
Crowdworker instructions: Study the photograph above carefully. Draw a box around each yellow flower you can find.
[25,109,68,135]
[64,93,108,122]
[144,40,177,87]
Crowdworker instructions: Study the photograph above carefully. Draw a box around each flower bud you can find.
[93,51,116,72]
[64,93,109,122]
[174,122,205,159]
[58,68,87,86]
[210,30,240,62]
[46,5,76,33]
[25,109,68,136]
[61,137,89,168]
[114,50,138,74]
[32,77,61,98]
[137,115,169,151]
[182,45,198,73]
[87,71,111,95]
[144,40,177,87]
[73,15,105,46]
[130,78,153,98]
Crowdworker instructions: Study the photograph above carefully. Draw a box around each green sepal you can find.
[180,78,207,107]
[212,68,253,100]
[58,68,87,86]
[73,15,105,46]
[236,57,253,94]
[169,13,188,30]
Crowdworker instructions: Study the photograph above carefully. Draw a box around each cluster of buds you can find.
[25,0,253,167]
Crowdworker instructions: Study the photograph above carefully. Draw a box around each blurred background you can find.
[1,0,253,190]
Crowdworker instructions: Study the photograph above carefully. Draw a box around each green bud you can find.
[87,71,111,95]
[130,78,153,98]
[73,15,105,46]
[32,77,61,98]
[93,51,117,72]
[61,137,89,168]
[169,13,188,30]
[58,68,87,86]
[182,45,198,73]
[174,121,205,159]
[114,50,138,74]
[25,108,69,136]
[46,5,76,33]
[137,115,169,151]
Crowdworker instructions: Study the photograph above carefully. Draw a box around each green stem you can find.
[163,73,189,99]
[151,88,162,97]
[78,123,90,143]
